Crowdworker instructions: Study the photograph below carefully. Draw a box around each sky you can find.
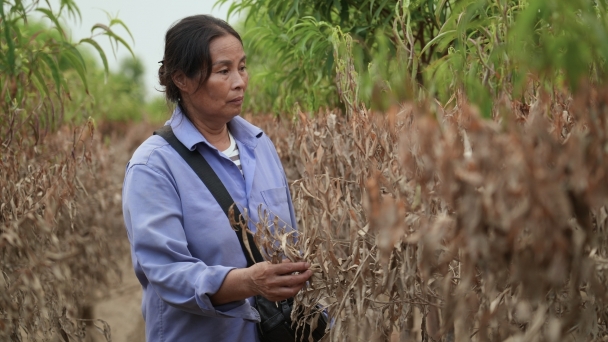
[44,0,239,99]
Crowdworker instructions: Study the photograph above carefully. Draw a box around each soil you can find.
[87,124,153,342]
[90,258,146,342]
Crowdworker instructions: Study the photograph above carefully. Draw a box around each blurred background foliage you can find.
[218,0,608,117]
[5,0,605,125]
[3,0,606,127]
[0,0,167,146]
[65,53,167,124]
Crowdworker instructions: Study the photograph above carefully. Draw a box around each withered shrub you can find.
[250,86,608,341]
[0,1,144,340]
[0,120,131,341]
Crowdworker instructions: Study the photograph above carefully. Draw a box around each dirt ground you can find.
[87,124,152,342]
[89,257,146,342]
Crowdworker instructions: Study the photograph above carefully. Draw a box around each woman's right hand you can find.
[247,261,312,301]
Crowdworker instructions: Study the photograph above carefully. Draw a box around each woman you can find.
[122,15,312,341]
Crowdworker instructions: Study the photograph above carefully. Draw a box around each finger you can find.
[290,269,313,283]
[273,270,313,287]
[267,284,307,301]
[281,278,312,295]
[273,261,310,275]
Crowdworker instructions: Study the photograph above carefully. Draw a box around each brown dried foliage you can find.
[0,120,135,341]
[250,85,608,341]
[3,82,607,342]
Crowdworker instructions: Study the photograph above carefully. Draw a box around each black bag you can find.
[154,126,327,342]
[256,296,327,342]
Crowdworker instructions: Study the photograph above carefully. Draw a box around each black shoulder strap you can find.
[154,125,264,267]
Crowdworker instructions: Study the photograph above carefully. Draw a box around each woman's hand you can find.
[210,261,312,305]
[247,261,312,301]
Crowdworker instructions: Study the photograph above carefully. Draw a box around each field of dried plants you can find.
[0,119,151,341]
[252,86,608,341]
[2,85,608,342]
[0,1,150,338]
[3,84,608,341]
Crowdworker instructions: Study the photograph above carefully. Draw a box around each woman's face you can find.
[179,34,248,128]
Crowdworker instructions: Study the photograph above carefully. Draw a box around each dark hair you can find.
[158,15,242,103]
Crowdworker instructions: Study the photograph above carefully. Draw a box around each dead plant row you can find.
[250,86,608,341]
[0,120,151,341]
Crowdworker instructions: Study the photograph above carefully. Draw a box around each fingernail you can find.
[305,262,311,268]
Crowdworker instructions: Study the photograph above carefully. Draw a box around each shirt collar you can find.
[166,106,263,151]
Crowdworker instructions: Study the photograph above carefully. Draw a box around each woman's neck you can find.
[197,121,230,151]
[180,104,231,151]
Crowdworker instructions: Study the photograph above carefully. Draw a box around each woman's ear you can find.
[172,71,189,93]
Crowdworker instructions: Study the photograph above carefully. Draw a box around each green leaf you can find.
[420,29,456,56]
[285,0,299,21]
[61,42,87,72]
[109,18,134,43]
[93,23,135,57]
[60,43,89,93]
[58,0,82,22]
[373,0,391,20]
[0,4,16,75]
[35,8,67,39]
[79,38,109,76]
[39,52,62,93]
[32,67,51,100]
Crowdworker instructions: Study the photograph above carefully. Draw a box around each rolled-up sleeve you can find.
[123,163,259,321]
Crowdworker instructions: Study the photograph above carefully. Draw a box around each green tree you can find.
[0,0,133,143]
[217,0,608,117]
[216,0,452,114]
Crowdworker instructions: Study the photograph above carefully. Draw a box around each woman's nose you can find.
[231,71,247,90]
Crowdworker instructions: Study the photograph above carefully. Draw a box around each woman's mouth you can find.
[228,96,244,105]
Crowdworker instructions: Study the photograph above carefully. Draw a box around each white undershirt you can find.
[221,130,243,176]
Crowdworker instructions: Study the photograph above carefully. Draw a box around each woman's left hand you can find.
[210,261,312,305]
[246,261,312,301]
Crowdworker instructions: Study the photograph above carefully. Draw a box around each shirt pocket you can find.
[260,187,292,230]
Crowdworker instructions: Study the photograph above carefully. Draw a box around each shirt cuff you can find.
[194,265,261,322]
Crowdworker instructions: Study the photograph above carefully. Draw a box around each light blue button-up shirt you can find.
[122,108,297,341]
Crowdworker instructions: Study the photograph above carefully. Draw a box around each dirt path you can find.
[86,123,154,342]
[91,258,145,342]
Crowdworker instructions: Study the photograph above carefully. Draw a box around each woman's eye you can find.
[219,69,229,75]
[240,66,247,72]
